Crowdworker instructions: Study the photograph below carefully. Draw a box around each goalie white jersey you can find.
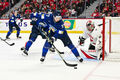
[83,24,102,48]
[79,23,103,60]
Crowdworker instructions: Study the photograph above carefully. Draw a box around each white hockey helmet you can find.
[86,20,95,32]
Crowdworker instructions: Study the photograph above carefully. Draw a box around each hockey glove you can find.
[30,21,36,25]
[38,22,46,32]
[78,36,86,46]
[48,37,56,45]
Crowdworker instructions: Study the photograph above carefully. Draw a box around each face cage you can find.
[86,24,95,32]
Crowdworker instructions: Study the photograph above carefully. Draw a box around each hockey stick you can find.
[42,30,77,67]
[98,22,108,26]
[0,37,15,46]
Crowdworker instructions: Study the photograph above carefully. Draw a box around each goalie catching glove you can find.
[78,36,86,46]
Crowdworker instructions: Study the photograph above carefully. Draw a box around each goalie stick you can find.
[98,22,108,26]
[0,37,15,46]
[41,30,77,67]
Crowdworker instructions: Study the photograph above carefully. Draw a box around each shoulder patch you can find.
[41,14,45,19]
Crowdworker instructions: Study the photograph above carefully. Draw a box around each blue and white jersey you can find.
[9,14,21,26]
[35,12,67,39]
[30,12,39,21]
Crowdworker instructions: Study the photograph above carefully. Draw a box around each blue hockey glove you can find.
[48,37,56,44]
[38,22,46,31]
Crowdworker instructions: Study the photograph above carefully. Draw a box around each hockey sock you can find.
[42,47,49,57]
[25,40,33,51]
[42,41,52,57]
[68,44,80,57]
[6,31,12,38]
[17,30,20,37]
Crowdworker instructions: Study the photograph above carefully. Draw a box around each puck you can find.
[74,67,77,69]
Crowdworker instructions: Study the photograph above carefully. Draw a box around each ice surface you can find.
[0,33,120,80]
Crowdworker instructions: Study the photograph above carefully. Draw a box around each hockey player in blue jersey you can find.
[21,9,55,55]
[6,11,23,39]
[21,9,43,55]
[39,10,83,63]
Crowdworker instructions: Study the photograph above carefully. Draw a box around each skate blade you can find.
[22,53,28,56]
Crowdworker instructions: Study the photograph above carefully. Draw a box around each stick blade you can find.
[64,60,78,67]
[10,43,15,46]
[66,63,78,67]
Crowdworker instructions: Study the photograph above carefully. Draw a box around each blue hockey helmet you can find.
[53,10,61,17]
[46,9,52,14]
[53,10,62,22]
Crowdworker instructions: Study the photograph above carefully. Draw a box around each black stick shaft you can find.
[0,37,15,46]
[42,31,77,67]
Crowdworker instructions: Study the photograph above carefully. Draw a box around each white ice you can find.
[0,33,120,80]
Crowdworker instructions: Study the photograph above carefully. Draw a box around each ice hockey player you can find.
[39,10,83,63]
[78,20,105,60]
[45,9,55,52]
[6,11,23,39]
[21,9,43,55]
[21,9,55,55]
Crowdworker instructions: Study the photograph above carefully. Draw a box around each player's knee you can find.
[43,46,50,49]
[28,39,34,43]
[8,30,12,33]
[44,41,52,49]
[68,44,75,50]
[17,28,20,32]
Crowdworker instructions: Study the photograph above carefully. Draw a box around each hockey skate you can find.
[77,57,83,63]
[40,57,45,62]
[21,47,25,51]
[21,47,28,56]
[17,36,22,39]
[79,58,83,62]
[23,50,28,56]
[6,36,10,40]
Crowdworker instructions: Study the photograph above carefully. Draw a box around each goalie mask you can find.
[86,20,95,32]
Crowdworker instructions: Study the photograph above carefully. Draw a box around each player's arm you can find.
[52,24,65,39]
[30,13,37,25]
[17,14,23,22]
